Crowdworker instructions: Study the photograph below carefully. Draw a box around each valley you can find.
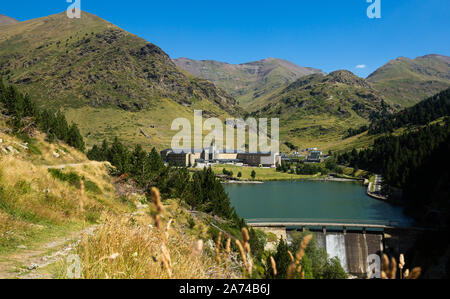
[0,7,449,280]
[1,12,449,154]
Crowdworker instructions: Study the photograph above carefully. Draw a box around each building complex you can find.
[160,143,281,168]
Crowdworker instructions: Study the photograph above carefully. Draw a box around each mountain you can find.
[0,12,240,149]
[252,70,392,151]
[0,15,18,26]
[368,54,450,107]
[174,57,325,109]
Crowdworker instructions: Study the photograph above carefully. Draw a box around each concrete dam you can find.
[250,222,421,277]
[300,231,383,275]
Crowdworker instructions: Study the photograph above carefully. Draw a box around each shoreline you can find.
[221,176,363,184]
[308,177,362,183]
[221,180,264,184]
[366,191,388,201]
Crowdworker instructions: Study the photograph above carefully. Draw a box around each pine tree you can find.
[109,137,131,174]
[266,239,290,279]
[87,144,101,161]
[66,123,85,151]
[149,147,164,173]
[131,144,150,186]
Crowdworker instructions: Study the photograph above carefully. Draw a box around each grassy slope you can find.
[252,71,392,153]
[326,116,450,156]
[0,12,240,151]
[0,121,133,255]
[368,55,450,107]
[64,97,235,151]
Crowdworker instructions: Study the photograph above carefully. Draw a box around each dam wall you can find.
[254,223,423,277]
[288,230,384,276]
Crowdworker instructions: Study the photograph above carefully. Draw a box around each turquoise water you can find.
[224,181,413,227]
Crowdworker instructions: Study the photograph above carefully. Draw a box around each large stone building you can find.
[305,150,323,163]
[237,152,281,167]
[161,144,281,167]
[160,149,201,167]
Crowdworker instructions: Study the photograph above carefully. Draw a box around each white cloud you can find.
[356,64,367,69]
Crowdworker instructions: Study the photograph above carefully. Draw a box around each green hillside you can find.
[174,57,324,109]
[331,87,450,154]
[0,12,240,150]
[251,70,393,152]
[368,55,450,108]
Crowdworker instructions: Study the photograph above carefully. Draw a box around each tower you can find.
[209,141,217,160]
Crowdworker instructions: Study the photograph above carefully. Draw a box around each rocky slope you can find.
[0,11,242,150]
[0,12,240,115]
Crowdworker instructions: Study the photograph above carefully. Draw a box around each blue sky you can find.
[1,0,449,77]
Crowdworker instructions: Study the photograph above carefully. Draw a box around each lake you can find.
[224,180,413,227]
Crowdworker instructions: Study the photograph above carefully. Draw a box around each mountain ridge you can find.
[254,70,390,118]
[0,14,19,26]
[0,11,241,150]
[250,70,393,151]
[368,54,450,107]
[0,11,240,114]
[174,57,325,108]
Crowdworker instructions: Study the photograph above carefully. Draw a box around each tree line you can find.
[338,120,450,226]
[368,87,450,135]
[88,138,243,225]
[338,121,449,188]
[0,78,85,151]
[277,158,343,175]
[344,125,368,139]
[341,88,450,138]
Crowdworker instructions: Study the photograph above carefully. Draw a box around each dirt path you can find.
[44,162,94,169]
[0,226,97,279]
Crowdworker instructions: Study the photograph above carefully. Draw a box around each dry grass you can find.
[64,215,222,279]
[55,187,258,279]
[266,233,312,279]
[1,156,78,223]
[368,253,422,280]
[287,233,312,279]
[0,120,87,166]
[0,156,125,224]
[0,142,132,253]
[0,210,34,247]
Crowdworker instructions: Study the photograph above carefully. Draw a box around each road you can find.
[367,174,387,200]
[374,175,382,193]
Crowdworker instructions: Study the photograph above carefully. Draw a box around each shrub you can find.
[48,168,81,188]
[83,178,102,194]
